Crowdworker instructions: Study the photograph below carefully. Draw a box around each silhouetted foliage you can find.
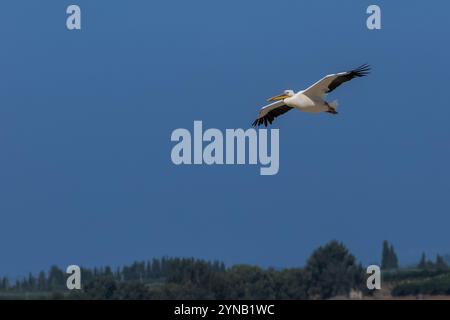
[392,274,450,296]
[418,252,427,269]
[2,241,448,300]
[304,240,364,299]
[381,240,399,270]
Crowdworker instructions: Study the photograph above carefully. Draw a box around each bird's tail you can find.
[329,100,339,109]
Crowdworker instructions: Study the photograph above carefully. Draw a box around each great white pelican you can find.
[252,64,370,127]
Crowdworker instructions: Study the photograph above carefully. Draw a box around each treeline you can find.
[0,241,368,300]
[81,241,368,300]
[388,252,450,297]
[1,240,449,299]
[392,273,450,296]
[0,257,225,293]
[417,253,448,271]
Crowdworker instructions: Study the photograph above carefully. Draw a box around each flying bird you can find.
[252,64,370,127]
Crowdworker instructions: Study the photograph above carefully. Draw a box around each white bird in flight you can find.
[252,64,370,127]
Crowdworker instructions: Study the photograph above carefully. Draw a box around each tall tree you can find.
[305,240,364,299]
[418,252,427,269]
[0,277,8,290]
[104,266,113,277]
[37,271,47,291]
[47,266,65,290]
[381,240,391,269]
[389,244,399,269]
[435,255,448,271]
[28,273,36,291]
[381,241,399,269]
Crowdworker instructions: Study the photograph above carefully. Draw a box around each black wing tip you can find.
[252,118,261,127]
[252,117,269,127]
[352,64,371,77]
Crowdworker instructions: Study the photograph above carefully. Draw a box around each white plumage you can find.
[252,64,370,127]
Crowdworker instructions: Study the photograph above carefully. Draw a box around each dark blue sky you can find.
[1,1,449,277]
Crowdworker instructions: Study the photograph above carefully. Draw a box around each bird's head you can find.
[267,90,294,102]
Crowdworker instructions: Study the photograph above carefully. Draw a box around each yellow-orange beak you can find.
[267,93,290,102]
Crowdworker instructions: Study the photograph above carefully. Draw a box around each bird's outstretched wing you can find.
[303,64,370,98]
[252,100,293,127]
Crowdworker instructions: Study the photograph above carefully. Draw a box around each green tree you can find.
[152,259,161,278]
[304,240,364,299]
[436,255,448,271]
[1,277,9,291]
[390,244,399,269]
[37,271,47,291]
[104,266,113,277]
[381,241,399,269]
[27,273,36,291]
[418,252,427,269]
[381,240,390,269]
[47,265,65,290]
[83,276,118,300]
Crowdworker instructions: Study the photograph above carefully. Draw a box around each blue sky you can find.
[1,0,449,277]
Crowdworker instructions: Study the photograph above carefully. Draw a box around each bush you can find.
[392,273,450,296]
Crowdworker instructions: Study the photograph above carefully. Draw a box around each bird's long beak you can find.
[267,93,290,102]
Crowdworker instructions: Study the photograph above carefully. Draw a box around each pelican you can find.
[252,64,370,127]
